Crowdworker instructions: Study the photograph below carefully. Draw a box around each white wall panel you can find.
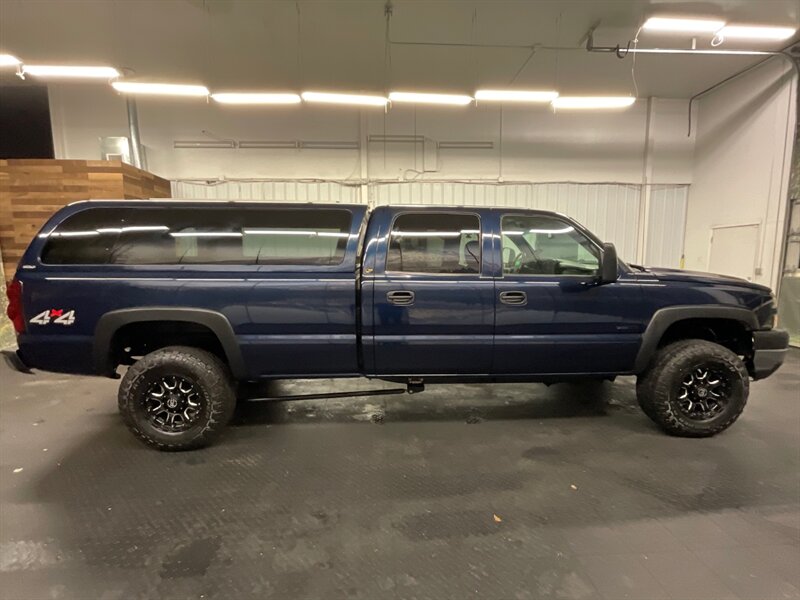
[685,59,795,289]
[47,85,694,185]
[172,180,361,203]
[645,185,689,268]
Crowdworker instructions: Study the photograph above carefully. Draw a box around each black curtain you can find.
[0,84,55,159]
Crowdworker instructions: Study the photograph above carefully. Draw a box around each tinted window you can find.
[41,206,353,266]
[387,213,480,274]
[501,214,599,276]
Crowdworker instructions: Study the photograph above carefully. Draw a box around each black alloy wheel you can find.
[676,363,733,421]
[143,375,204,433]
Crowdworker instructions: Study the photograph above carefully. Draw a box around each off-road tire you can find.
[636,340,749,437]
[635,371,659,421]
[118,346,236,451]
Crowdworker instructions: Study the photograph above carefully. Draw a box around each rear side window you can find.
[40,206,353,266]
[387,213,480,274]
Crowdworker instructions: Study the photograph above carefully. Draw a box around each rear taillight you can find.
[6,279,24,335]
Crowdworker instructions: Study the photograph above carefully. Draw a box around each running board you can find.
[249,380,424,403]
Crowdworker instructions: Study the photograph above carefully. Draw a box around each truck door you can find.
[367,210,494,375]
[492,211,645,375]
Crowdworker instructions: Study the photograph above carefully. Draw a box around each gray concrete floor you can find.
[1,352,799,600]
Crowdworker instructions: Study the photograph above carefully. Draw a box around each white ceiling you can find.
[1,0,798,98]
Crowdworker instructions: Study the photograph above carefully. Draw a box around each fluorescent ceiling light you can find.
[475,90,559,102]
[552,96,636,109]
[717,25,796,40]
[211,92,301,105]
[618,48,779,56]
[243,229,349,238]
[301,91,388,107]
[391,229,479,237]
[389,91,473,105]
[530,226,574,234]
[112,81,209,96]
[24,65,120,78]
[170,231,242,238]
[96,226,170,234]
[0,54,21,67]
[47,231,100,238]
[504,227,575,235]
[642,17,726,32]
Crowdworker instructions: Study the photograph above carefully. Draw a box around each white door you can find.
[709,224,759,281]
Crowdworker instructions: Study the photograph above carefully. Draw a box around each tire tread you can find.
[118,346,235,451]
[637,339,749,437]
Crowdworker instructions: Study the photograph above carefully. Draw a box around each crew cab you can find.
[4,200,789,450]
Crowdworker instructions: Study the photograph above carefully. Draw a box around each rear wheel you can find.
[118,346,236,451]
[636,340,749,437]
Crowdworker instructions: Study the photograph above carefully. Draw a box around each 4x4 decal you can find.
[29,309,76,326]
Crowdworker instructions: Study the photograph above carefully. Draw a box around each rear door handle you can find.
[499,291,527,306]
[387,290,415,306]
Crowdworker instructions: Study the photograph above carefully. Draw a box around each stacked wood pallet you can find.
[0,159,171,280]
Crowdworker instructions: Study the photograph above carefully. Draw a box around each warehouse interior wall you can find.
[48,86,694,185]
[684,58,797,290]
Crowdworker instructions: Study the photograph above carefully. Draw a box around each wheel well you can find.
[109,320,228,368]
[658,318,753,357]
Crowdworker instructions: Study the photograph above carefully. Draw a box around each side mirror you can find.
[599,242,619,284]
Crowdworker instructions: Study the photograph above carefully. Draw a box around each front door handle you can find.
[499,290,527,306]
[387,290,415,306]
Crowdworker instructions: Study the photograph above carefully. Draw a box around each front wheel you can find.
[636,340,749,437]
[118,346,236,451]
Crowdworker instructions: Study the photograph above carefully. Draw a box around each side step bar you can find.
[249,380,424,403]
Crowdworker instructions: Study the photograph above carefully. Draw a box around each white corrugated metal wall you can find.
[171,180,688,266]
[171,180,361,204]
[646,185,689,268]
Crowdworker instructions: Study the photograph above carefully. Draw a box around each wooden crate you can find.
[0,159,171,280]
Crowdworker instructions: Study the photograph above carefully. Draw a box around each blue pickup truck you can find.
[4,200,789,450]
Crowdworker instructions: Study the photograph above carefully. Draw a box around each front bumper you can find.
[750,329,790,380]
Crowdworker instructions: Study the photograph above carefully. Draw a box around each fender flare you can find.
[634,305,758,373]
[94,307,247,379]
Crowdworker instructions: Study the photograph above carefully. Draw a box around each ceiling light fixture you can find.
[301,91,388,107]
[211,92,301,104]
[475,90,559,102]
[622,48,779,55]
[389,91,473,105]
[586,30,784,56]
[170,231,242,238]
[552,96,636,109]
[112,82,209,96]
[23,65,120,78]
[642,17,726,33]
[0,54,21,67]
[716,25,796,40]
